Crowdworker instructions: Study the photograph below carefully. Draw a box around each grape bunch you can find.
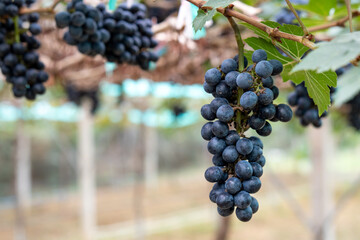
[201,49,293,222]
[55,0,159,70]
[0,0,48,100]
[65,84,99,114]
[287,68,343,128]
[345,92,360,131]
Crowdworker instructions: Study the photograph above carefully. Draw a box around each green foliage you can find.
[192,9,216,33]
[203,0,235,8]
[242,21,309,60]
[292,32,360,73]
[334,67,360,107]
[294,0,337,16]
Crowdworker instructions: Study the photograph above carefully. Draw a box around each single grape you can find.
[252,49,267,63]
[255,60,273,78]
[204,166,224,183]
[225,177,242,195]
[234,190,252,210]
[236,72,253,89]
[235,161,253,180]
[240,91,258,110]
[236,206,253,222]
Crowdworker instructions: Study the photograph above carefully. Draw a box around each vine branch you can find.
[19,0,63,15]
[285,0,309,36]
[345,0,353,32]
[186,0,316,50]
[226,14,245,71]
[308,10,360,32]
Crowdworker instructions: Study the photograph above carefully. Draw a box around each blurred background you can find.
[1,0,360,240]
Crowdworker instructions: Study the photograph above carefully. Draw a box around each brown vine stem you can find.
[19,0,63,15]
[285,0,309,36]
[186,0,316,50]
[308,10,360,32]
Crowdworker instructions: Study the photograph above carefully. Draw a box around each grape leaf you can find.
[294,0,336,16]
[192,9,216,33]
[203,0,235,8]
[292,32,360,73]
[333,67,360,107]
[244,37,292,64]
[283,62,337,115]
[241,21,310,60]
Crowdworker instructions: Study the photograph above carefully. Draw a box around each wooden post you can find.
[77,100,96,240]
[215,217,230,240]
[133,124,146,240]
[14,118,31,240]
[144,126,159,188]
[308,118,335,240]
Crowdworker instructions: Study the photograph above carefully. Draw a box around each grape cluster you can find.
[201,50,293,222]
[0,0,48,100]
[65,84,99,114]
[287,68,343,128]
[346,92,360,130]
[55,0,159,70]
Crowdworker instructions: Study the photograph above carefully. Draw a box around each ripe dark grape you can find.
[234,191,252,209]
[235,206,253,222]
[252,49,267,63]
[0,0,48,100]
[236,72,254,89]
[255,60,273,78]
[222,145,239,163]
[225,177,242,195]
[200,50,293,221]
[55,1,159,70]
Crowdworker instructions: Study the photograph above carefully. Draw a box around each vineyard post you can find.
[144,126,159,188]
[133,123,146,240]
[309,118,335,240]
[14,112,31,240]
[77,99,96,240]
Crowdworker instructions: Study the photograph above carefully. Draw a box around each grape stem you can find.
[308,10,360,32]
[186,0,316,50]
[13,16,20,43]
[19,0,64,15]
[226,13,245,72]
[345,0,353,32]
[284,0,309,37]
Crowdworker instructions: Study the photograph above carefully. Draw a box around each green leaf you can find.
[192,9,216,33]
[241,21,310,60]
[244,37,292,64]
[294,0,336,16]
[283,63,337,115]
[292,32,360,73]
[303,70,337,115]
[334,67,360,107]
[203,0,235,8]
